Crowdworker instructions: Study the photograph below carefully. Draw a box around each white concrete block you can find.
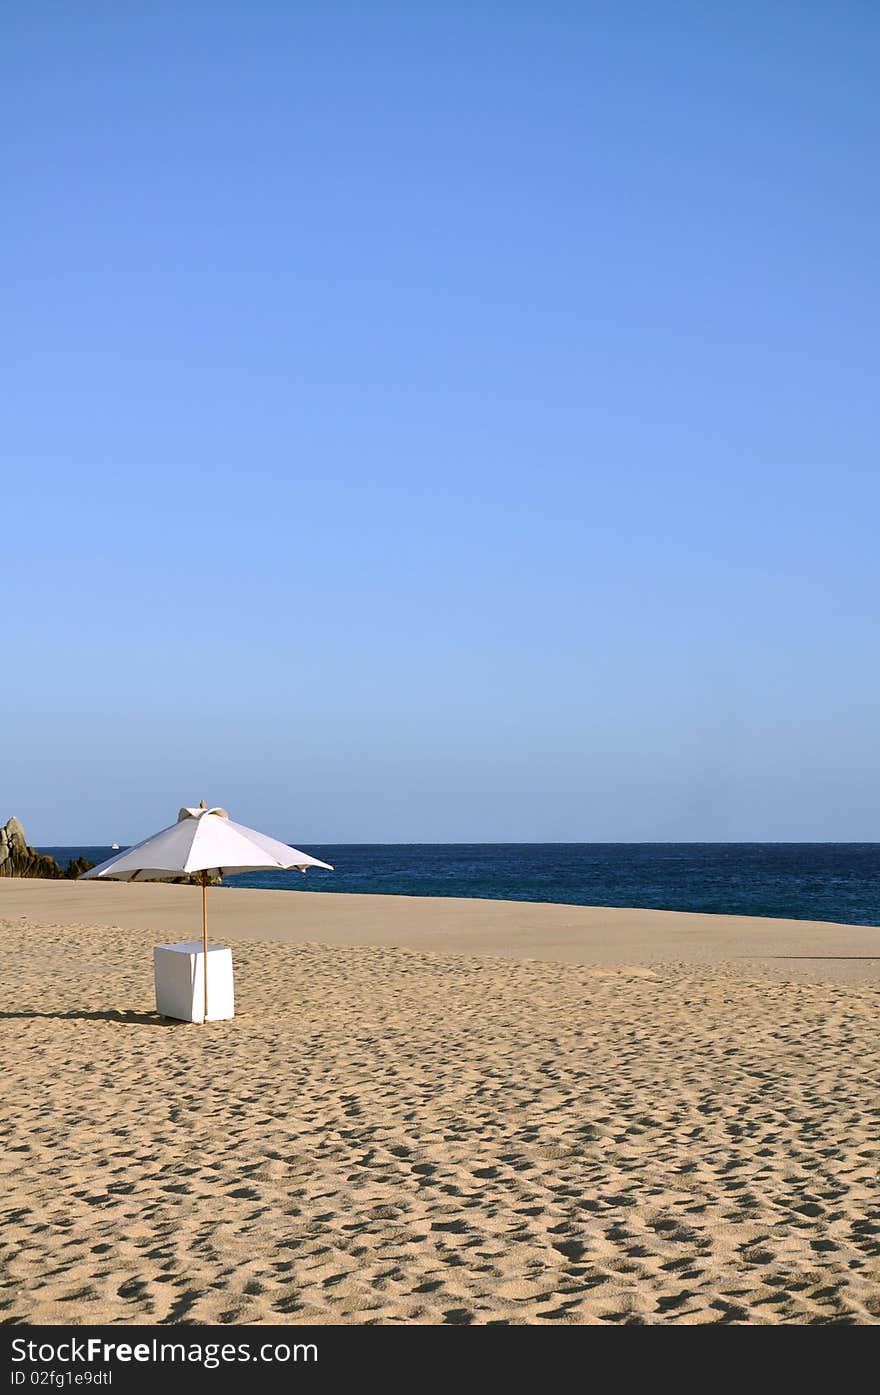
[153,941,235,1023]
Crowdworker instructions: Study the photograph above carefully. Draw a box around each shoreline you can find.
[2,875,878,980]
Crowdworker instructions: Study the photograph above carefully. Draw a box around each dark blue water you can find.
[40,843,880,927]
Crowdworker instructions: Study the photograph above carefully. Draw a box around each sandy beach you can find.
[1,878,878,1324]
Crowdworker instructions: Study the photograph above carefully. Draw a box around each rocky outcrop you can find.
[0,817,94,879]
[65,856,96,879]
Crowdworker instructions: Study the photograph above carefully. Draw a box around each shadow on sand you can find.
[0,1008,182,1026]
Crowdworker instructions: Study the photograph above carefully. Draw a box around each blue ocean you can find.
[39,843,880,927]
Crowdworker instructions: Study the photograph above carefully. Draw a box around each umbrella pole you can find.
[201,870,209,1023]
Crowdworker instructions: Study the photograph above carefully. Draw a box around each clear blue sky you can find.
[3,2,878,844]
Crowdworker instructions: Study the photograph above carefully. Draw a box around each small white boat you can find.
[111,842,119,850]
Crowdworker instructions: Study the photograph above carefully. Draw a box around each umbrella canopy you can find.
[81,805,334,882]
[80,804,333,1022]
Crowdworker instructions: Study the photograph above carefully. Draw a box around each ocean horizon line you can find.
[39,838,880,848]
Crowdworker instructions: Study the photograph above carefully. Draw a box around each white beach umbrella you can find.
[80,803,333,1021]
